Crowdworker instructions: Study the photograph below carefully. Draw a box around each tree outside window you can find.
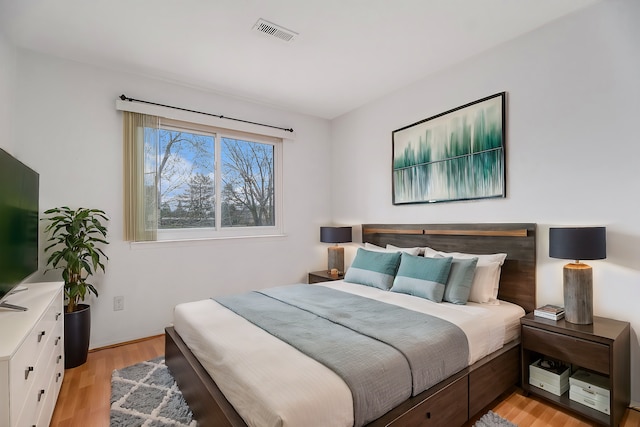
[149,128,277,232]
[221,137,274,227]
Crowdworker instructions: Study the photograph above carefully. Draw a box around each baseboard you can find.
[88,334,164,352]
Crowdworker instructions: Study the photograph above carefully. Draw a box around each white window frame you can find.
[117,98,290,242]
[157,126,283,241]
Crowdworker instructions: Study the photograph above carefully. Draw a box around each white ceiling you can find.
[0,0,599,119]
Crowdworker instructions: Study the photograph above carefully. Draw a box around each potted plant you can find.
[43,206,109,368]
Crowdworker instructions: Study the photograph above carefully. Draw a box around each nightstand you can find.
[308,270,343,284]
[520,313,630,426]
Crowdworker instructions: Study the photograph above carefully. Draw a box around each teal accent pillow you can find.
[390,253,453,302]
[443,257,479,305]
[344,248,401,290]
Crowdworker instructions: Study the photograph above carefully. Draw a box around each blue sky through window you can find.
[157,129,214,211]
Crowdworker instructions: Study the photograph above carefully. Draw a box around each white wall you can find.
[0,30,16,153]
[331,0,640,403]
[13,50,333,348]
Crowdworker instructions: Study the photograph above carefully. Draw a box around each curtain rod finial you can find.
[120,94,128,101]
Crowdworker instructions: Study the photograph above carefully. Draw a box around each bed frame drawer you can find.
[469,345,519,415]
[387,376,468,427]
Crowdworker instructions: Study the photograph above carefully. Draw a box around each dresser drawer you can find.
[9,325,43,420]
[7,286,64,424]
[15,371,46,427]
[51,309,64,355]
[388,376,468,427]
[522,325,610,374]
[16,320,64,427]
[37,354,64,427]
[38,300,63,346]
[43,300,64,344]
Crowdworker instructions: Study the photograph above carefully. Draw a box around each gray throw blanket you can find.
[215,284,468,427]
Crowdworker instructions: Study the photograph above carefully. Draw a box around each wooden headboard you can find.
[362,223,537,313]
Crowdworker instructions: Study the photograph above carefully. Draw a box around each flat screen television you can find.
[0,148,39,311]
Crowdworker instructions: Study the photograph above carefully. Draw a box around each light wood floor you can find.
[50,335,165,427]
[50,335,640,427]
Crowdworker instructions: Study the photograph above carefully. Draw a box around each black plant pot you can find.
[64,304,91,369]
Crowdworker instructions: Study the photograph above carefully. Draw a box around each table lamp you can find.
[549,227,606,324]
[320,226,352,275]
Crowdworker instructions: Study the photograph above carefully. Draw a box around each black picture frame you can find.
[392,92,506,205]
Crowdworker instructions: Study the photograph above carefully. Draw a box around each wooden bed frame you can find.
[165,223,537,427]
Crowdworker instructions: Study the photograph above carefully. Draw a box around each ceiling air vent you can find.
[252,18,298,42]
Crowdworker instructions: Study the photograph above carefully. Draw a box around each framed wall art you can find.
[392,92,506,205]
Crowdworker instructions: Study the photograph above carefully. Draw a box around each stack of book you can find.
[534,304,565,320]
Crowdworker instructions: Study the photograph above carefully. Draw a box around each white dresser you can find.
[0,282,65,427]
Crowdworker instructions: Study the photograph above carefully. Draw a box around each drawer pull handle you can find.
[25,366,34,380]
[37,389,45,402]
[56,312,62,321]
[57,355,62,364]
[56,372,62,382]
[55,336,61,345]
[426,412,431,419]
[37,331,46,342]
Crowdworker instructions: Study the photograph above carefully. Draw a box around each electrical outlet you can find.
[114,296,124,311]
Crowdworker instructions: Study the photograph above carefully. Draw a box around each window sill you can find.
[128,233,287,249]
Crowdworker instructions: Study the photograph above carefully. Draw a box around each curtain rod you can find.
[119,94,294,133]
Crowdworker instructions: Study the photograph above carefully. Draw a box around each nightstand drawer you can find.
[522,325,609,375]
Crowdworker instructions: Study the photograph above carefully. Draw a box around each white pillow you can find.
[424,248,507,304]
[364,242,385,251]
[423,247,440,257]
[386,244,423,256]
[363,242,421,256]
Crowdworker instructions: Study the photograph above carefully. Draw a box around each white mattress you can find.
[172,281,525,427]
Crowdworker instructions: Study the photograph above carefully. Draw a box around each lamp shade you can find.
[320,226,352,244]
[549,227,606,261]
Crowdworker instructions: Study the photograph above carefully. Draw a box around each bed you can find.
[165,223,537,427]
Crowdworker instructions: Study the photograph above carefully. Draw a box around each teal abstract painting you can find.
[392,93,505,204]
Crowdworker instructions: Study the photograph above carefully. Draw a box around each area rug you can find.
[473,410,518,427]
[110,357,197,426]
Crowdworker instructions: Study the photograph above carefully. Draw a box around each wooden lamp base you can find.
[327,245,345,274]
[563,262,593,324]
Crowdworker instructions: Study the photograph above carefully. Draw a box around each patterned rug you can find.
[474,410,518,427]
[110,357,197,426]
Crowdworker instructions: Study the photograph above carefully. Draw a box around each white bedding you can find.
[172,281,525,427]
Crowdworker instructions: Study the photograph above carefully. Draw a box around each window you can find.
[220,137,275,228]
[124,113,282,241]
